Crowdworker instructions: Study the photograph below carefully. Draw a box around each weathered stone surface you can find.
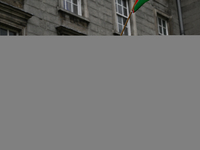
[135,0,181,35]
[0,0,32,35]
[0,0,199,35]
[1,0,24,9]
[181,0,200,35]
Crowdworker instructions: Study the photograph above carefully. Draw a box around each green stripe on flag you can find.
[133,0,149,13]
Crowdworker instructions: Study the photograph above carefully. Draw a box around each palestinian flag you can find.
[133,0,149,13]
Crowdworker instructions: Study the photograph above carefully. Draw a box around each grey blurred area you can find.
[0,40,200,150]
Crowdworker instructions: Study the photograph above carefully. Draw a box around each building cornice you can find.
[0,1,33,30]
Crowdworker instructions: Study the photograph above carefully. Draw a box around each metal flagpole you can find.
[176,0,184,35]
[120,0,137,36]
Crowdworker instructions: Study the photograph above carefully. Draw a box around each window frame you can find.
[115,0,131,36]
[63,0,82,16]
[0,26,19,36]
[57,0,90,35]
[157,17,168,35]
[154,9,171,36]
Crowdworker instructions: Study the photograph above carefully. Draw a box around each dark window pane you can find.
[0,28,7,35]
[159,26,162,34]
[66,2,71,11]
[123,17,127,25]
[123,8,127,16]
[158,18,161,25]
[163,20,166,27]
[9,31,17,36]
[73,0,77,4]
[118,0,121,5]
[122,0,126,7]
[118,24,122,33]
[118,16,122,24]
[163,28,167,35]
[124,27,128,35]
[118,5,122,14]
[73,5,78,14]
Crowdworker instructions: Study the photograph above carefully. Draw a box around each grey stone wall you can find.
[87,0,113,35]
[24,0,59,35]
[135,1,156,35]
[23,0,114,35]
[168,0,180,35]
[181,0,200,35]
[135,0,180,35]
[1,0,190,35]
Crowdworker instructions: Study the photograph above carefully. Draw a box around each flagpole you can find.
[120,1,137,36]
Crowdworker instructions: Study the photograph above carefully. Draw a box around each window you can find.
[63,0,82,16]
[157,17,168,35]
[154,9,172,35]
[115,0,131,35]
[0,28,18,36]
[58,0,89,35]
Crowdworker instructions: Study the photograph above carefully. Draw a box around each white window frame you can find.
[0,27,18,36]
[63,0,82,16]
[115,0,131,36]
[157,16,168,35]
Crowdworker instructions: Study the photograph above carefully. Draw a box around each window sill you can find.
[113,30,120,36]
[113,31,130,36]
[57,7,90,24]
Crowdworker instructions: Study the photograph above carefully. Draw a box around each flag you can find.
[133,0,149,13]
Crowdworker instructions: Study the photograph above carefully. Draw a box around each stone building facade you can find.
[181,0,200,35]
[0,0,199,36]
